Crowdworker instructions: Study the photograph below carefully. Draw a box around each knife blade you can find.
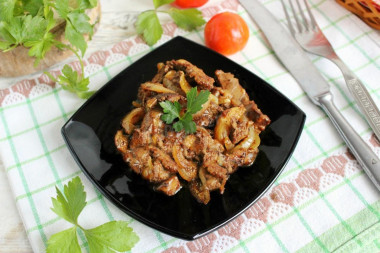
[239,0,380,191]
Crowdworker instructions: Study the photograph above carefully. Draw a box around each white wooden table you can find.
[0,162,32,252]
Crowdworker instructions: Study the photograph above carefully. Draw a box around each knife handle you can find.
[331,57,380,141]
[318,92,380,190]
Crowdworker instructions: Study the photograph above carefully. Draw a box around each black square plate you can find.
[62,36,306,240]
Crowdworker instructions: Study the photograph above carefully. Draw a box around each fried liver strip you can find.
[167,59,215,90]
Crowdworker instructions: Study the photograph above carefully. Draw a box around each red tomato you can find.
[173,0,208,8]
[204,12,249,56]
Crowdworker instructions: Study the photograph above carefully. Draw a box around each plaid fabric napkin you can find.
[0,0,379,252]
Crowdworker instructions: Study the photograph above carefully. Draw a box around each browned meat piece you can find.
[227,147,259,168]
[129,110,164,149]
[189,180,210,204]
[141,110,165,133]
[114,130,129,154]
[215,70,250,106]
[129,129,151,149]
[193,95,222,127]
[199,166,227,193]
[149,146,179,173]
[146,93,185,109]
[230,117,249,144]
[167,59,215,90]
[196,127,224,154]
[155,176,181,196]
[152,62,173,83]
[124,147,151,174]
[245,101,271,131]
[141,159,171,182]
[212,87,232,108]
[205,162,228,179]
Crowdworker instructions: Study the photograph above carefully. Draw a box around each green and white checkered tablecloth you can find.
[0,0,379,252]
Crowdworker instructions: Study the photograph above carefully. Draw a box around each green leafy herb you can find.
[135,10,163,47]
[167,8,206,31]
[160,87,210,134]
[135,0,205,46]
[45,64,94,99]
[46,177,139,253]
[0,0,97,99]
[153,0,174,9]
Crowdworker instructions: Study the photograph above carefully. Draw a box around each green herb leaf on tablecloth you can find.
[51,176,86,225]
[46,227,81,253]
[167,8,206,31]
[47,177,139,253]
[85,221,140,252]
[136,0,205,45]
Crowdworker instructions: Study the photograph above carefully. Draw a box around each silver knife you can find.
[239,0,380,191]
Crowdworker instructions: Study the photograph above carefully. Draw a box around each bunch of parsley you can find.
[0,0,206,98]
[0,0,97,98]
[47,176,139,253]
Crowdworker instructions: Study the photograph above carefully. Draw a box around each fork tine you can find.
[288,0,303,33]
[295,0,310,31]
[280,0,296,35]
[304,0,318,30]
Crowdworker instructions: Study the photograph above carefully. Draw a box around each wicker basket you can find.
[336,0,380,29]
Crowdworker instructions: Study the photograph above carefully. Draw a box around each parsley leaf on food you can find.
[168,8,206,31]
[187,88,210,114]
[136,10,163,46]
[51,176,86,225]
[46,227,81,253]
[84,221,140,253]
[159,100,181,124]
[153,0,174,9]
[160,87,210,134]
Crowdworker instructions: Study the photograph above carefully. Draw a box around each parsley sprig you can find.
[47,177,139,253]
[0,0,97,98]
[136,0,206,46]
[159,87,210,134]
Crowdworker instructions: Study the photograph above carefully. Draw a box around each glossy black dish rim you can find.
[62,36,306,240]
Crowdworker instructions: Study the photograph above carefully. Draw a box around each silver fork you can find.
[281,0,380,140]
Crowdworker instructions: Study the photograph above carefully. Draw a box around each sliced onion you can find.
[121,107,145,134]
[178,71,192,93]
[172,144,197,181]
[141,82,176,94]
